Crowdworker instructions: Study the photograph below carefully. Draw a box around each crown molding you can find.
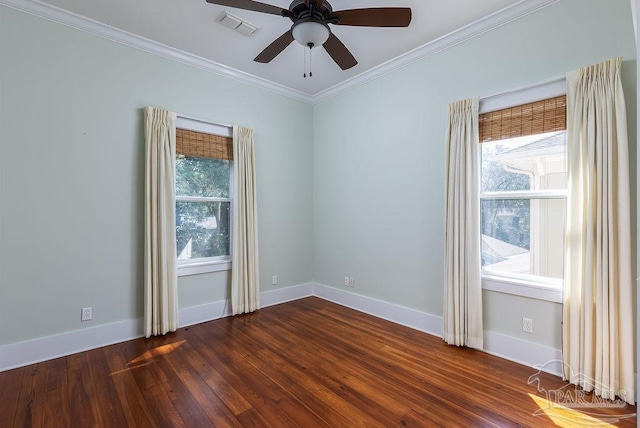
[1,0,559,105]
[311,0,561,104]
[0,0,314,104]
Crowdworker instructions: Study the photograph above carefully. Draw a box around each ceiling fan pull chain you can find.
[308,43,314,77]
[303,45,307,78]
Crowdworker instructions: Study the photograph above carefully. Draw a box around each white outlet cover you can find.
[81,307,92,321]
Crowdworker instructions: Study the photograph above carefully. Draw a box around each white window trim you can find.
[480,190,567,199]
[482,274,563,303]
[175,115,233,277]
[479,77,567,303]
[178,258,232,276]
[479,76,565,113]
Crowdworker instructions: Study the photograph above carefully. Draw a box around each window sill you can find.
[177,259,231,277]
[482,274,562,303]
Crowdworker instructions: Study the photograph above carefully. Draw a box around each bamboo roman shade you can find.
[479,95,566,142]
[176,128,233,160]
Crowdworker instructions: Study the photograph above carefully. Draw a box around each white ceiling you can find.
[23,0,538,97]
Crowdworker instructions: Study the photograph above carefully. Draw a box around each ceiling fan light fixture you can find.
[292,20,330,48]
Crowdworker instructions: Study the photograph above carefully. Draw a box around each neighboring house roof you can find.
[482,234,528,259]
[493,131,565,156]
[481,234,530,274]
[484,252,530,274]
[487,131,566,177]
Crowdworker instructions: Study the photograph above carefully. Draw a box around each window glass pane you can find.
[176,201,230,260]
[481,198,565,280]
[176,156,230,198]
[481,131,567,193]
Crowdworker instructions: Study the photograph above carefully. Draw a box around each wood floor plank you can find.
[188,322,331,427]
[38,357,70,428]
[0,367,24,427]
[176,333,253,417]
[12,365,40,427]
[222,320,370,422]
[296,302,543,425]
[290,300,550,425]
[161,339,244,427]
[118,340,188,427]
[240,312,411,425]
[146,354,213,427]
[0,297,636,427]
[235,408,271,427]
[256,311,468,425]
[264,302,512,426]
[103,344,157,428]
[277,303,516,425]
[66,353,100,427]
[84,348,128,426]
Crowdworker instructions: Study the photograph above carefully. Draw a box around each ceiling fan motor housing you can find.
[288,0,333,22]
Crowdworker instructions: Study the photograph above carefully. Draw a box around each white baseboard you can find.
[313,283,442,337]
[178,283,314,328]
[0,283,313,371]
[261,282,314,308]
[312,282,563,375]
[0,281,562,375]
[0,318,143,372]
[178,300,230,328]
[483,331,563,376]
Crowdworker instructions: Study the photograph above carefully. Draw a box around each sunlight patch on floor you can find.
[528,393,631,427]
[110,360,155,376]
[129,340,187,364]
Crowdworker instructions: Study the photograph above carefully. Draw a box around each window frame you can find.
[480,185,567,304]
[478,78,566,303]
[175,116,233,277]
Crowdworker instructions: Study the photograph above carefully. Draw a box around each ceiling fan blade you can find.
[323,33,357,70]
[332,8,412,27]
[254,30,295,63]
[205,0,289,17]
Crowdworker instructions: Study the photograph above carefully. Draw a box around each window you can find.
[479,93,567,302]
[175,120,233,276]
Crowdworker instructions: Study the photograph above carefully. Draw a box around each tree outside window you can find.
[176,155,231,261]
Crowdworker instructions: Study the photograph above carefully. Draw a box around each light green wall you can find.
[0,7,313,345]
[0,0,636,355]
[313,0,637,348]
[483,291,562,349]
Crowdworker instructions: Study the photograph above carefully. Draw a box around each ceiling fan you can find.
[205,0,412,70]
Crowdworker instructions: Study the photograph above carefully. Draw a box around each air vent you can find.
[216,11,258,37]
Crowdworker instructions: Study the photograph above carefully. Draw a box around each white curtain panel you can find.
[443,98,483,350]
[564,57,635,404]
[143,107,179,337]
[231,126,260,315]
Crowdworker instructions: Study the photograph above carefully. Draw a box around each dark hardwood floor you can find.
[0,297,636,427]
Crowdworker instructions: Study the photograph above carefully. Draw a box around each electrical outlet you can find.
[272,275,278,285]
[349,277,354,287]
[522,317,533,333]
[344,276,349,287]
[81,307,92,322]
